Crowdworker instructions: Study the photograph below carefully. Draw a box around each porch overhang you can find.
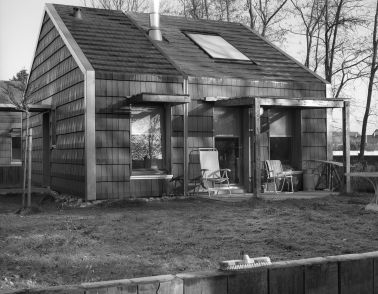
[205,96,346,108]
[131,93,191,105]
[0,103,51,112]
[204,95,351,197]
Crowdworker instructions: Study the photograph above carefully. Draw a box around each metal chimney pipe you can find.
[149,0,162,41]
[73,7,82,20]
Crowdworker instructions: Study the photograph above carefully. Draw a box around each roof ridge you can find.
[132,11,245,26]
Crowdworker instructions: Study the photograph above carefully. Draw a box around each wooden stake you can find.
[22,111,29,208]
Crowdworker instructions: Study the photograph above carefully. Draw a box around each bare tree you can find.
[83,0,149,11]
[289,0,369,97]
[246,0,289,40]
[332,43,370,98]
[322,0,366,83]
[0,72,32,209]
[290,0,326,68]
[359,0,378,160]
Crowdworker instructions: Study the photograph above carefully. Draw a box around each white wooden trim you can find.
[210,97,346,108]
[84,70,96,200]
[45,4,94,73]
[45,4,96,201]
[130,175,174,180]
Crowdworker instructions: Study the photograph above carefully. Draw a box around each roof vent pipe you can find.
[73,7,82,19]
[149,0,162,41]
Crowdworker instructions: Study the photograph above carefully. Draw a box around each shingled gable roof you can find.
[52,4,326,84]
[129,13,326,83]
[52,4,182,79]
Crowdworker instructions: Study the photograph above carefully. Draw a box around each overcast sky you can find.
[0,0,376,133]
[0,0,84,80]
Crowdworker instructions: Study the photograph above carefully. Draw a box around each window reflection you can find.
[187,33,250,61]
[131,106,165,171]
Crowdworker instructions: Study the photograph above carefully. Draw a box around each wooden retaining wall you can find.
[5,251,378,294]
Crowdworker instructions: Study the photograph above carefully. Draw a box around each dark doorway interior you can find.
[270,137,292,166]
[215,137,240,184]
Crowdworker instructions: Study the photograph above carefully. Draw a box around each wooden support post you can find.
[183,103,188,197]
[27,128,32,208]
[248,108,253,193]
[342,101,351,193]
[244,109,252,193]
[252,98,261,197]
[85,71,96,201]
[326,109,333,161]
[183,79,189,197]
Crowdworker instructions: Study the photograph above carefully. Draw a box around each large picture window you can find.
[131,106,165,172]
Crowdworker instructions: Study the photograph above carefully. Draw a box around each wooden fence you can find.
[4,251,378,294]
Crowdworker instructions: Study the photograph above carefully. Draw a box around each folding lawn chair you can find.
[199,148,231,196]
[264,160,298,193]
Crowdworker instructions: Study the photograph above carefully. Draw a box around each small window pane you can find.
[187,33,250,61]
[131,106,165,171]
[12,137,21,161]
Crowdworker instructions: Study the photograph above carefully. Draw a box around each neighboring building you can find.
[25,4,350,200]
[0,81,22,188]
[333,131,378,151]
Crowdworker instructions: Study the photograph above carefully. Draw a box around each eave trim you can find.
[130,93,191,104]
[206,96,348,108]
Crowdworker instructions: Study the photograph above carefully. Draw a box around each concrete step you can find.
[196,185,246,195]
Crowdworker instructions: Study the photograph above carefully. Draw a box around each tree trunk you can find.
[22,111,29,208]
[359,0,378,160]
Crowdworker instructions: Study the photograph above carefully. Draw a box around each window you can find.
[269,109,294,166]
[11,136,21,162]
[186,33,250,61]
[131,106,166,173]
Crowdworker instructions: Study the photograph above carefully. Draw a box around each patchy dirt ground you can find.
[1,193,378,290]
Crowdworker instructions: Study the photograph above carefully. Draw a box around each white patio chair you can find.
[264,160,297,193]
[199,149,231,196]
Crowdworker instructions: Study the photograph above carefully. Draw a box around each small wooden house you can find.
[25,4,351,200]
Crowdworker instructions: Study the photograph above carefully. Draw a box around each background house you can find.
[24,4,350,200]
[0,81,22,188]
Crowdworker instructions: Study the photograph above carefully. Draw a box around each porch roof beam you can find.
[131,93,190,104]
[207,97,346,108]
[0,103,51,112]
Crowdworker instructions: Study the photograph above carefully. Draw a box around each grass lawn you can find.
[1,193,378,290]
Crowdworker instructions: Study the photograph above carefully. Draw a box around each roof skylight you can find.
[186,33,250,61]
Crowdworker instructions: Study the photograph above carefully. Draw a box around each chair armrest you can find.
[220,168,231,172]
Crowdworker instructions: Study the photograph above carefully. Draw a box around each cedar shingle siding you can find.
[25,13,85,196]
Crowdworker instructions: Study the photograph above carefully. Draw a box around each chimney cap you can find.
[73,7,83,19]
